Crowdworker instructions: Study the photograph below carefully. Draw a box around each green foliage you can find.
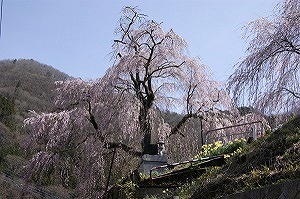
[1,154,27,174]
[117,180,138,199]
[144,196,159,199]
[0,95,16,130]
[161,110,183,127]
[0,59,71,127]
[195,138,247,159]
[241,161,300,191]
[177,166,221,199]
[30,164,57,186]
[139,172,150,181]
[0,142,22,169]
[265,127,272,135]
[285,129,300,145]
[0,142,22,157]
[238,106,254,116]
[241,165,271,190]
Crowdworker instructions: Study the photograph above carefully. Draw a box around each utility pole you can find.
[0,0,4,38]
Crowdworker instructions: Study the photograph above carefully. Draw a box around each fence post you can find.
[253,125,257,140]
[200,119,204,147]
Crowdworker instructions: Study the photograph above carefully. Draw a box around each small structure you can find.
[138,139,167,174]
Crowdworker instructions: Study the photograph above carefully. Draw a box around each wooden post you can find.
[105,147,117,196]
[200,119,204,149]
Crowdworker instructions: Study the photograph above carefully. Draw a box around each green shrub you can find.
[195,138,247,159]
[117,180,138,199]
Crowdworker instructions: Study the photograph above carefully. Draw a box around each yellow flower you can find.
[224,154,230,158]
[214,141,223,148]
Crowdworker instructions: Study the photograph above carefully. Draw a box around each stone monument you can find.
[138,138,168,174]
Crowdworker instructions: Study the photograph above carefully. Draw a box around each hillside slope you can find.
[0,59,71,197]
[186,115,300,199]
[0,59,70,117]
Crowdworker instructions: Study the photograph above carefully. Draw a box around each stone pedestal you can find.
[138,154,168,174]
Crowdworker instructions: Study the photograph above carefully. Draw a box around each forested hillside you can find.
[0,59,70,119]
[0,59,71,197]
[0,59,71,131]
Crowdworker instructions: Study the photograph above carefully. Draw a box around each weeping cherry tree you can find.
[228,0,300,114]
[24,7,232,197]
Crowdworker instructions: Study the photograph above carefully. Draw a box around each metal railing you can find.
[149,155,224,179]
[205,121,264,144]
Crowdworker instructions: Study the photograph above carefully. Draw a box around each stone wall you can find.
[218,179,300,199]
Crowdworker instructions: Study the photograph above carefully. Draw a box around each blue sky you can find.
[0,0,278,82]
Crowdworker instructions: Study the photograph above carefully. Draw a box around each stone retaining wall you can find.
[218,179,300,199]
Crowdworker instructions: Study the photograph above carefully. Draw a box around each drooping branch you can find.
[227,0,300,113]
[87,100,99,131]
[149,61,185,79]
[168,112,205,138]
[281,37,300,55]
[85,98,142,157]
[168,113,200,137]
[51,134,142,158]
[282,87,300,98]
